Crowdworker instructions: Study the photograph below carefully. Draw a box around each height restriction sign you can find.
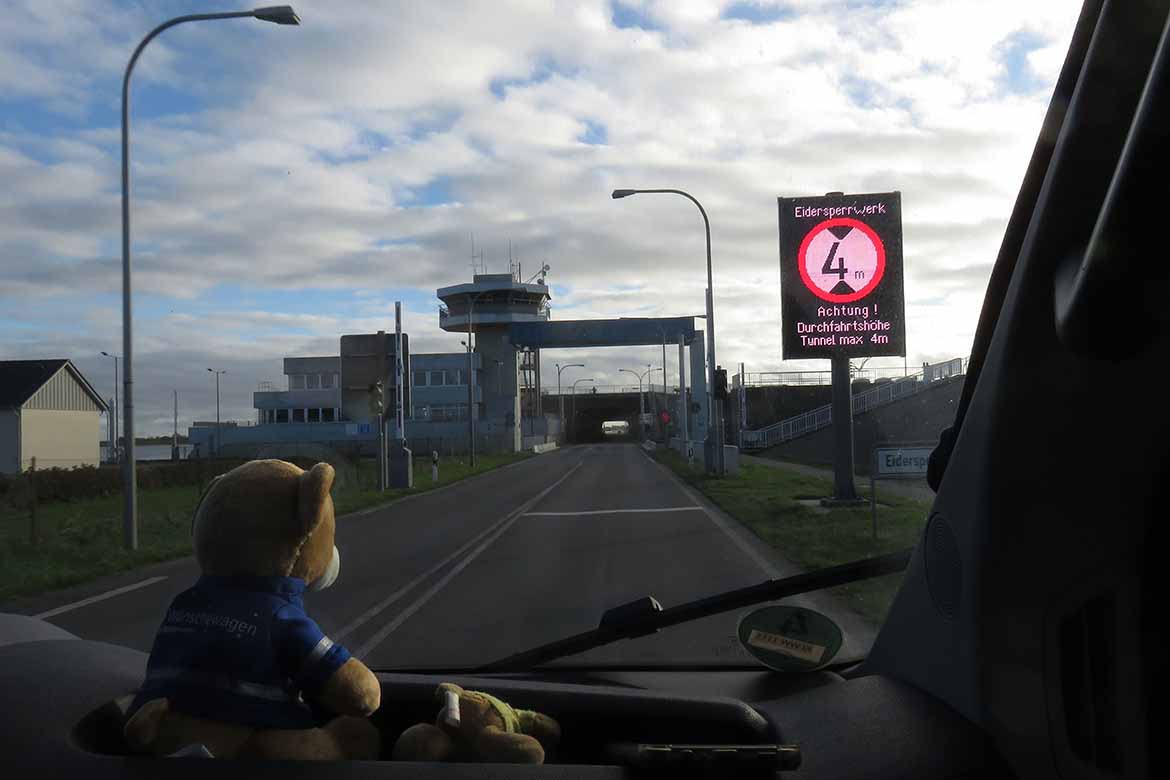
[778,192,906,360]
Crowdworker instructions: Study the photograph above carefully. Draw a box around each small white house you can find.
[0,359,108,474]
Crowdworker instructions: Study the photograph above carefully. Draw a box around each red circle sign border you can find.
[797,217,887,303]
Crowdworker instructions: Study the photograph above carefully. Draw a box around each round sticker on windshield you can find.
[737,606,843,672]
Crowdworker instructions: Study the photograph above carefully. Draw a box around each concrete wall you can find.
[477,327,521,452]
[0,410,19,474]
[339,332,410,424]
[19,409,101,471]
[764,377,963,473]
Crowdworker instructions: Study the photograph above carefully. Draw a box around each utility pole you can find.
[118,5,302,551]
[207,368,225,457]
[101,352,120,463]
[555,363,584,444]
[377,329,387,490]
[172,390,178,461]
[678,333,688,450]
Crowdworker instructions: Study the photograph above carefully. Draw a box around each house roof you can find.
[0,359,108,411]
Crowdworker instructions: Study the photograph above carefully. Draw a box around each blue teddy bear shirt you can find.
[131,575,352,729]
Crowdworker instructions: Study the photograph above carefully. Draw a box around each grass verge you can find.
[0,452,532,602]
[653,449,930,625]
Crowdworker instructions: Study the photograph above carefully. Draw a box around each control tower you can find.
[437,273,550,452]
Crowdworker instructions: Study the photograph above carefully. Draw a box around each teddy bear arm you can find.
[316,656,381,716]
[516,709,562,749]
[474,724,546,764]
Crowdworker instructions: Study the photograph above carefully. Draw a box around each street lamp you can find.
[207,369,226,457]
[119,6,300,550]
[612,188,722,474]
[100,351,120,464]
[619,318,671,400]
[555,362,584,443]
[570,378,594,441]
[620,366,662,438]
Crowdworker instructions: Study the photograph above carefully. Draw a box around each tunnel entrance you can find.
[567,393,641,443]
[602,420,630,437]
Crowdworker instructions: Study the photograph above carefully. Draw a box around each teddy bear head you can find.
[192,459,340,589]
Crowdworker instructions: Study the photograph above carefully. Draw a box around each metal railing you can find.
[540,385,680,396]
[736,364,920,387]
[740,357,969,450]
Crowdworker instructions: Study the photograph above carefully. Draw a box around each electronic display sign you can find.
[778,192,906,359]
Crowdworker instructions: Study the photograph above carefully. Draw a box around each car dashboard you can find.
[0,613,1001,779]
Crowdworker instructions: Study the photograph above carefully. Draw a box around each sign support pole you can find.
[678,334,688,451]
[830,355,858,501]
[870,462,878,540]
[377,329,387,492]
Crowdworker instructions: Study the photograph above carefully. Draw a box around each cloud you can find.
[0,0,1080,433]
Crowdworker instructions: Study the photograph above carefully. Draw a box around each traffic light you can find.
[713,366,729,400]
[368,381,384,419]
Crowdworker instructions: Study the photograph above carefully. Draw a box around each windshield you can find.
[1,1,1077,671]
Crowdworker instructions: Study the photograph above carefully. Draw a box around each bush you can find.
[0,459,260,510]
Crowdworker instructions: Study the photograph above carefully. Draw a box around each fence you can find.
[740,357,969,450]
[736,364,918,388]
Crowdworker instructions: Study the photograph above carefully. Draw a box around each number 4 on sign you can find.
[822,242,848,280]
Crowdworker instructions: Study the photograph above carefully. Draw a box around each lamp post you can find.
[100,351,120,463]
[620,366,661,439]
[570,378,594,441]
[119,5,300,551]
[555,362,584,443]
[207,369,226,457]
[612,188,721,474]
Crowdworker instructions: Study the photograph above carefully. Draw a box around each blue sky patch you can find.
[400,176,457,207]
[841,74,882,109]
[722,2,795,24]
[489,58,573,99]
[611,1,663,31]
[997,29,1049,94]
[578,119,608,145]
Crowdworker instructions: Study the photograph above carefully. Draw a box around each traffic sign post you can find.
[869,444,932,538]
[779,192,906,503]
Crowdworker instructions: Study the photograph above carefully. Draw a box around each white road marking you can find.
[334,453,576,640]
[334,511,526,641]
[33,576,169,619]
[524,507,703,517]
[643,451,782,578]
[354,460,583,659]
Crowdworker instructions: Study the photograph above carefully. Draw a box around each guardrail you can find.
[740,357,968,450]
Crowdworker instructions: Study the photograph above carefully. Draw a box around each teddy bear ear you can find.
[297,462,335,535]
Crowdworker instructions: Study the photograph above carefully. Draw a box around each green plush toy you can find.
[392,683,561,764]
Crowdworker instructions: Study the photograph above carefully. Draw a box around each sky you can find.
[0,0,1079,435]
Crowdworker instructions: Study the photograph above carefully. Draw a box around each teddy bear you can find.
[122,459,382,760]
[392,683,561,764]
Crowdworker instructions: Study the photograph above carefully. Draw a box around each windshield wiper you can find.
[477,547,913,672]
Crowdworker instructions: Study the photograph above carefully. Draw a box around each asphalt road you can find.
[3,444,875,668]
